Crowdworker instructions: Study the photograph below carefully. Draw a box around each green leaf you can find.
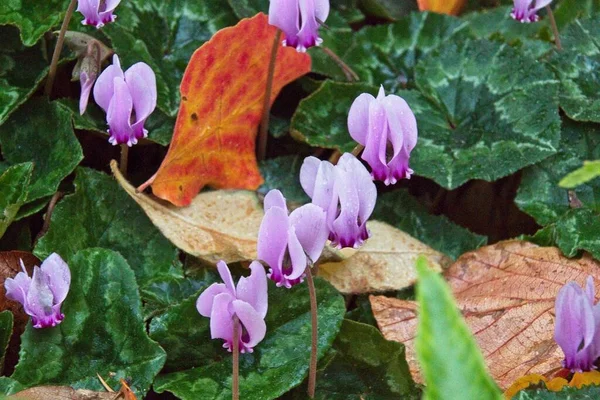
[559,160,600,189]
[0,377,23,396]
[227,0,268,18]
[411,37,560,189]
[373,189,487,259]
[359,0,418,20]
[554,0,600,28]
[310,12,468,89]
[516,119,600,226]
[0,26,50,125]
[0,311,13,374]
[0,163,33,240]
[0,0,69,46]
[152,277,346,400]
[102,0,237,116]
[549,15,600,122]
[259,155,310,205]
[529,208,600,261]
[291,81,377,153]
[11,249,166,396]
[516,384,600,399]
[34,168,183,292]
[298,319,420,399]
[0,98,83,202]
[415,257,502,400]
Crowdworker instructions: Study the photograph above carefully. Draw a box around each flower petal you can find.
[107,76,134,145]
[39,253,70,305]
[24,266,56,325]
[348,93,374,145]
[300,156,322,198]
[382,93,417,155]
[297,0,321,50]
[210,292,234,348]
[314,0,330,23]
[77,0,100,26]
[236,261,268,318]
[98,0,121,23]
[263,189,288,213]
[196,283,229,317]
[341,153,377,231]
[4,270,31,307]
[532,0,552,12]
[269,0,300,47]
[288,203,328,263]
[232,300,267,351]
[93,54,124,112]
[257,206,290,283]
[124,62,156,139]
[361,97,388,182]
[79,71,95,115]
[216,260,236,295]
[331,164,361,248]
[285,227,308,283]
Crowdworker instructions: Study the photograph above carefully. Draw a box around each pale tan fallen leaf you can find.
[318,221,451,294]
[370,240,600,389]
[111,160,263,264]
[9,386,116,399]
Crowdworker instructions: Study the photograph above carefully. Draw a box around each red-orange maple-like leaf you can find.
[145,13,311,206]
[417,0,466,15]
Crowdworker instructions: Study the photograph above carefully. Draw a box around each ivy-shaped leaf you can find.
[152,278,346,400]
[0,27,50,125]
[34,168,183,293]
[11,249,166,396]
[259,155,310,206]
[102,0,237,116]
[0,0,69,46]
[549,15,600,122]
[0,163,33,240]
[0,311,13,374]
[0,98,83,202]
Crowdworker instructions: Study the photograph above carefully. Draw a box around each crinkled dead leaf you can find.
[143,13,311,206]
[417,0,465,15]
[112,161,263,264]
[370,241,600,390]
[10,386,119,399]
[318,221,451,294]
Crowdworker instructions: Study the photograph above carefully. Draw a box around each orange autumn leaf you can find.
[145,13,311,206]
[370,241,600,390]
[504,374,548,399]
[417,0,466,15]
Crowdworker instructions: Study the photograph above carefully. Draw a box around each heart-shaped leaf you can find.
[0,163,33,240]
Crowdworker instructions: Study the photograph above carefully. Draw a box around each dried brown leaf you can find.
[112,160,263,264]
[370,240,600,389]
[10,386,116,399]
[318,221,451,293]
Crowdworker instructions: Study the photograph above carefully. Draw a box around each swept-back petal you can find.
[196,283,229,317]
[24,267,55,323]
[93,55,124,112]
[257,206,290,282]
[361,99,388,182]
[269,0,300,47]
[107,76,134,145]
[348,93,375,145]
[300,156,322,198]
[285,228,308,283]
[79,71,95,115]
[263,189,288,213]
[77,0,100,26]
[216,260,236,295]
[232,300,267,351]
[297,0,321,50]
[314,0,330,24]
[331,162,361,248]
[39,253,70,305]
[532,0,552,12]
[382,93,417,155]
[124,62,156,138]
[210,292,234,348]
[4,270,31,307]
[236,261,268,318]
[288,203,328,263]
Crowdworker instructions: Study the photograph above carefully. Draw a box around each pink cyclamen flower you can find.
[510,0,553,23]
[257,190,329,288]
[300,153,377,249]
[554,276,600,372]
[77,0,121,28]
[268,0,330,52]
[197,261,268,353]
[93,55,157,146]
[4,253,71,329]
[348,86,418,185]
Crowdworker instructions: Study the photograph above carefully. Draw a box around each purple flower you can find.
[268,0,330,52]
[554,276,600,372]
[300,153,377,249]
[197,261,268,353]
[348,86,418,185]
[4,253,71,329]
[510,0,553,23]
[77,0,121,28]
[257,190,329,288]
[93,55,157,146]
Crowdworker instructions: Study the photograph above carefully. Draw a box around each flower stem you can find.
[44,0,78,96]
[546,5,562,51]
[305,265,318,398]
[257,29,282,161]
[351,144,365,157]
[119,144,129,177]
[321,47,359,82]
[232,315,240,400]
